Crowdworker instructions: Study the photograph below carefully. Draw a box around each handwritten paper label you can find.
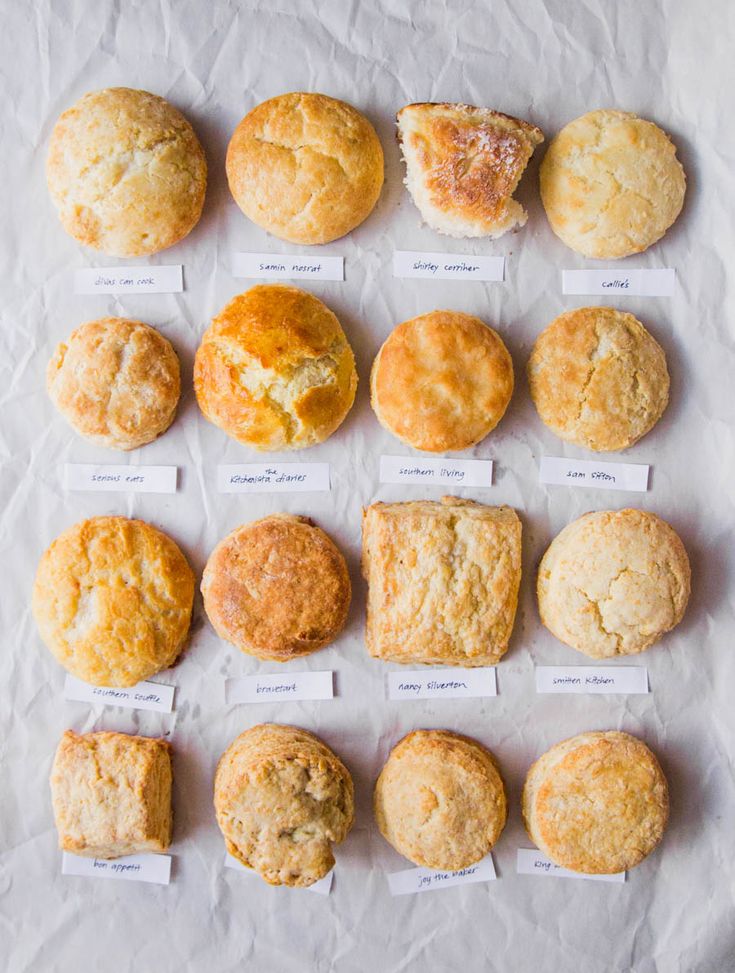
[74,265,183,295]
[516,849,625,883]
[64,674,175,713]
[225,854,332,895]
[62,852,172,885]
[562,268,675,297]
[64,464,177,494]
[539,456,649,492]
[388,854,497,895]
[393,250,504,281]
[232,252,344,281]
[535,666,648,695]
[387,667,497,700]
[226,671,334,705]
[217,463,330,494]
[379,455,493,488]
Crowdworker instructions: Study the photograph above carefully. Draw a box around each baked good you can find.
[522,731,669,874]
[46,87,207,256]
[202,514,350,661]
[362,497,521,666]
[538,509,690,658]
[397,102,544,238]
[32,516,195,687]
[374,730,507,870]
[539,109,686,259]
[194,284,357,451]
[47,317,181,450]
[527,307,669,451]
[50,730,172,859]
[214,724,354,887]
[226,92,383,244]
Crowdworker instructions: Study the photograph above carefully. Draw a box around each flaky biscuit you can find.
[226,92,383,245]
[522,731,669,874]
[214,724,354,887]
[374,730,507,869]
[370,310,514,452]
[362,497,522,666]
[32,516,195,687]
[46,87,206,257]
[540,109,685,259]
[194,284,357,451]
[50,730,172,859]
[538,509,690,658]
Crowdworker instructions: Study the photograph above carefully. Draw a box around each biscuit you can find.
[362,497,522,666]
[32,516,195,687]
[50,730,172,859]
[370,310,514,452]
[538,509,690,658]
[226,92,383,245]
[522,731,669,874]
[214,723,354,887]
[201,514,351,661]
[374,730,507,870]
[397,102,544,238]
[46,87,207,257]
[540,109,686,259]
[527,307,669,451]
[47,317,181,451]
[194,284,357,451]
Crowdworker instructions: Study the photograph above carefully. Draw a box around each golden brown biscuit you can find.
[50,730,173,859]
[46,87,207,257]
[397,102,544,238]
[374,730,507,869]
[32,516,195,687]
[540,109,686,259]
[194,284,357,451]
[47,317,181,450]
[226,92,383,244]
[214,723,354,887]
[201,514,351,661]
[370,310,514,452]
[538,509,690,659]
[527,307,669,452]
[362,497,522,666]
[522,731,669,874]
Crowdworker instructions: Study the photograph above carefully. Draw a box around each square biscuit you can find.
[362,497,521,666]
[50,730,172,859]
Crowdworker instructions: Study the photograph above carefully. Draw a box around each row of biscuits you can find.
[47,87,686,258]
[52,724,669,885]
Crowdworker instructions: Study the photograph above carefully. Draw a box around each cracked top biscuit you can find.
[226,92,384,245]
[374,730,507,870]
[540,109,686,259]
[194,284,357,450]
[528,306,669,452]
[32,516,195,687]
[46,87,207,257]
[538,509,690,659]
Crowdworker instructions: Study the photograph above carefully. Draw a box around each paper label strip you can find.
[74,265,183,295]
[64,674,175,713]
[387,667,497,700]
[225,854,332,895]
[232,252,344,281]
[388,854,497,895]
[516,849,625,883]
[64,464,177,494]
[62,852,172,885]
[217,463,330,494]
[562,268,675,297]
[379,455,493,488]
[539,456,649,492]
[226,671,334,705]
[535,666,648,695]
[393,250,504,281]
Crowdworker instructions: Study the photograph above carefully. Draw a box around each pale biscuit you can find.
[374,730,507,870]
[214,723,354,887]
[527,306,669,451]
[538,509,690,658]
[522,730,669,874]
[32,516,195,687]
[47,317,181,450]
[50,730,172,859]
[362,497,522,666]
[194,284,357,451]
[540,109,686,259]
[370,310,514,452]
[226,92,383,245]
[46,87,207,257]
